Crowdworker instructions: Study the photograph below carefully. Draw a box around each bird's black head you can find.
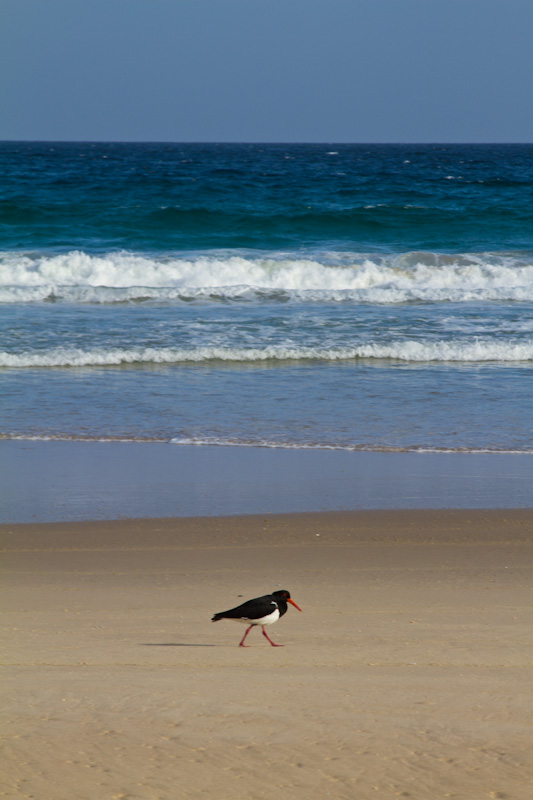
[272,589,302,612]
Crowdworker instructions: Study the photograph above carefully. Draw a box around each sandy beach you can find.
[1,509,532,799]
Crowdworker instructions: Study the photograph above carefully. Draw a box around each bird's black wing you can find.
[212,594,278,621]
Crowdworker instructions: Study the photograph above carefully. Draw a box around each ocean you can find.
[1,142,532,520]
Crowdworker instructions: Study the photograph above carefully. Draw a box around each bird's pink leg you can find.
[239,625,254,647]
[262,626,284,647]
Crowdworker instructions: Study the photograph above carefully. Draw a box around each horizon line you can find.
[1,139,531,146]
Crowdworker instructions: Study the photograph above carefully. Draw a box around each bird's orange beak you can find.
[288,598,302,612]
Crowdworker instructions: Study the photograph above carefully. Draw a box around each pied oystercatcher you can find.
[211,589,302,647]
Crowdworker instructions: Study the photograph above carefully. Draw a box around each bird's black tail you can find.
[211,612,225,622]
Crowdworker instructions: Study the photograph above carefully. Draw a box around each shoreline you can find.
[2,509,532,799]
[2,439,533,523]
[2,507,533,544]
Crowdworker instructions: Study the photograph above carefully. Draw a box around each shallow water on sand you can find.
[2,440,532,523]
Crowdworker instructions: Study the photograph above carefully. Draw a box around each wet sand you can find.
[2,439,533,523]
[2,509,532,799]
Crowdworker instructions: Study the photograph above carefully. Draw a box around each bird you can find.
[211,589,302,647]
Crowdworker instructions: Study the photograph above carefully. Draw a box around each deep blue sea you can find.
[1,142,532,453]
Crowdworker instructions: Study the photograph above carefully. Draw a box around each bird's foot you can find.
[262,629,284,647]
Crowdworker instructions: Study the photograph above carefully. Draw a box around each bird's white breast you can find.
[234,607,281,626]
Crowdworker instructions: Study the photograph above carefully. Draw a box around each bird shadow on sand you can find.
[141,642,216,647]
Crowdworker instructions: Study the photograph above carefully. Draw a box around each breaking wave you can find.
[2,340,532,368]
[1,249,532,304]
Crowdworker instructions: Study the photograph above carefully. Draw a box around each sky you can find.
[1,0,532,143]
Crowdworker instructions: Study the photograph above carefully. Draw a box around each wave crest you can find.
[2,340,532,368]
[1,249,532,304]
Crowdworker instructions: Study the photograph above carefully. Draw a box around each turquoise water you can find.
[2,142,533,252]
[1,142,532,453]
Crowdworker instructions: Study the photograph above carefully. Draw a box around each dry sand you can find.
[1,509,532,799]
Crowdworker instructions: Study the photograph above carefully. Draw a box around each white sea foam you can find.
[1,250,532,304]
[169,437,533,454]
[2,340,532,368]
[2,432,532,454]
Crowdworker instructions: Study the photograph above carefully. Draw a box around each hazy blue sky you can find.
[1,0,532,142]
